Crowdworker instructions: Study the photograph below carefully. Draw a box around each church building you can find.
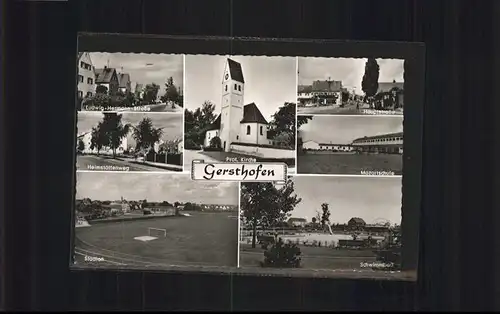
[205,58,272,152]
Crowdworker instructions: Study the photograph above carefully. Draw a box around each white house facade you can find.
[205,59,272,152]
[77,52,96,99]
[77,131,128,155]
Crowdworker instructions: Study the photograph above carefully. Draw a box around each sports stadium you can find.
[73,209,238,268]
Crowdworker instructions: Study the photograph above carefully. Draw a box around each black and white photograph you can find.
[77,52,183,112]
[76,112,183,172]
[183,55,297,173]
[298,57,404,115]
[297,115,403,175]
[239,176,404,276]
[73,172,239,268]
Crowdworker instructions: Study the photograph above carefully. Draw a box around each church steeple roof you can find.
[227,58,245,83]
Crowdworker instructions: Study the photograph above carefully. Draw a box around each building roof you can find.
[118,73,131,88]
[95,67,116,84]
[352,132,403,143]
[312,80,342,92]
[206,115,221,131]
[241,103,268,124]
[377,82,404,93]
[227,58,245,83]
[349,217,366,224]
[318,143,352,147]
[78,52,84,60]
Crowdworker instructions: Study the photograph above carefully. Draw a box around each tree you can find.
[143,83,160,104]
[184,101,217,148]
[99,113,130,158]
[342,91,350,103]
[361,58,380,108]
[241,181,302,248]
[320,203,330,228]
[89,123,108,155]
[96,85,108,94]
[315,211,322,226]
[297,115,312,130]
[161,76,181,105]
[132,117,163,156]
[269,102,296,147]
[209,136,222,149]
[311,217,317,224]
[77,138,85,153]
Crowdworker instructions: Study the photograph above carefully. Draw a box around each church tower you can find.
[220,58,245,152]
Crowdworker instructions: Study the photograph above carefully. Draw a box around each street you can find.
[76,155,176,172]
[183,149,219,171]
[147,102,183,112]
[298,102,371,115]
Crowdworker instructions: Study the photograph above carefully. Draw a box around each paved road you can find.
[183,149,219,171]
[77,155,172,172]
[148,103,183,112]
[298,103,370,115]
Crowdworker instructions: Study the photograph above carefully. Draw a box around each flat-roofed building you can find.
[351,132,403,154]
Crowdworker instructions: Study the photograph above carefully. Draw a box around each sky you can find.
[76,172,239,204]
[298,57,404,95]
[88,52,183,91]
[77,112,183,143]
[184,55,297,121]
[288,176,402,225]
[299,116,403,144]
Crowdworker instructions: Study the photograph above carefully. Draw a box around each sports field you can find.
[74,211,238,268]
[297,153,403,175]
[239,244,378,270]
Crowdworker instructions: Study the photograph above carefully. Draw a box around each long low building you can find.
[351,132,403,154]
[302,140,353,152]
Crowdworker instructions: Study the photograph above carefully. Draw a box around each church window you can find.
[238,85,241,91]
[225,85,227,92]
[246,125,251,135]
[236,135,239,140]
[260,126,263,135]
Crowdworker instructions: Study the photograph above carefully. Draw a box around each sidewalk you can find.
[118,156,183,171]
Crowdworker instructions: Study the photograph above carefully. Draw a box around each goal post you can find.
[148,227,167,238]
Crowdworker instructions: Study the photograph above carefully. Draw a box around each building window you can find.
[260,126,263,135]
[246,125,251,135]
[225,85,227,92]
[236,135,239,140]
[86,92,93,97]
[80,62,84,68]
[87,77,93,84]
[238,85,241,92]
[78,91,83,98]
[234,84,237,90]
[78,75,84,83]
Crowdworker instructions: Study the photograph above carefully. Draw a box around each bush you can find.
[166,153,182,165]
[209,136,222,149]
[260,238,301,268]
[203,146,223,152]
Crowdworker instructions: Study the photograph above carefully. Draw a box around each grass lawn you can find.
[297,153,402,175]
[239,243,378,270]
[201,151,295,167]
[75,211,238,267]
